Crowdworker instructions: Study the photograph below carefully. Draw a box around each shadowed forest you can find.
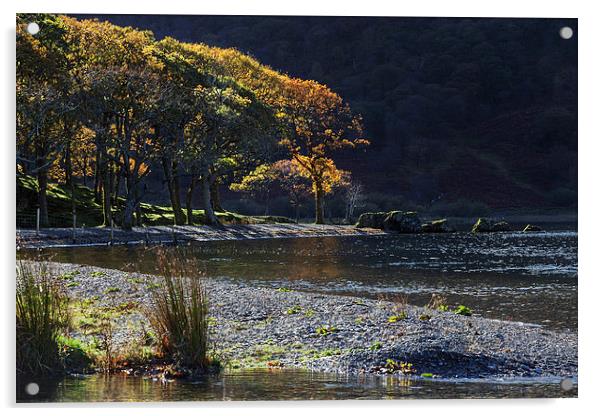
[80,15,578,217]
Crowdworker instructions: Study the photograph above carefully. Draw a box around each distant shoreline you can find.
[16,224,386,249]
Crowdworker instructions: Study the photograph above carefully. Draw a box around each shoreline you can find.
[16,224,385,249]
[29,261,578,382]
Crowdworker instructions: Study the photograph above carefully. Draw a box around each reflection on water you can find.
[17,370,577,402]
[27,231,578,330]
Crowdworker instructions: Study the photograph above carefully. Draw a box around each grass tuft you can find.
[16,261,70,375]
[145,249,210,369]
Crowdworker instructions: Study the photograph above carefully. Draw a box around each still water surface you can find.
[36,231,578,330]
[18,370,576,402]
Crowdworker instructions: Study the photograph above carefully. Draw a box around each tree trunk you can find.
[135,202,142,226]
[37,169,49,227]
[186,176,197,225]
[82,155,88,188]
[113,165,121,206]
[121,173,137,231]
[101,161,112,227]
[122,194,136,231]
[94,149,101,203]
[314,183,325,224]
[210,180,224,212]
[162,158,186,224]
[201,168,219,226]
[64,145,73,187]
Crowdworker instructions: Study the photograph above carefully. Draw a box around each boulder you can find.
[472,218,511,233]
[492,221,510,232]
[383,211,422,233]
[523,224,543,232]
[421,219,454,233]
[356,212,388,229]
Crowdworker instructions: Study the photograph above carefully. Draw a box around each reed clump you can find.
[16,261,70,375]
[145,249,210,369]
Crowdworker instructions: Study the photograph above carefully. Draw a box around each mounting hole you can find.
[26,22,40,35]
[25,382,39,396]
[559,26,573,40]
[560,378,574,391]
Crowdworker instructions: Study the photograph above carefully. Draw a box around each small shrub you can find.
[276,287,292,292]
[90,271,107,278]
[267,360,283,368]
[369,341,383,351]
[146,250,210,369]
[16,262,70,375]
[383,359,416,374]
[387,312,407,323]
[57,335,96,373]
[60,270,80,281]
[92,313,118,372]
[316,325,337,336]
[427,294,448,311]
[286,305,302,315]
[454,305,473,316]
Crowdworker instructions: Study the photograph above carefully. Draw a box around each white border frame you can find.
[3,1,600,414]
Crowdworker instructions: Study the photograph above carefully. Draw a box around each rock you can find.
[523,224,543,232]
[356,212,388,229]
[472,218,511,233]
[492,221,510,232]
[383,211,422,233]
[421,219,454,233]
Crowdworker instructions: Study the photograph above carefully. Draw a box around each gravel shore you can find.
[16,224,385,249]
[34,261,578,381]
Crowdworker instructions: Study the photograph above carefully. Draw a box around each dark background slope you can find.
[75,15,578,212]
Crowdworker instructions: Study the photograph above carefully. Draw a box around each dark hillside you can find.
[75,15,577,212]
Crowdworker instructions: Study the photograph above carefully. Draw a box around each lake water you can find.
[18,370,576,402]
[19,230,578,401]
[34,230,578,330]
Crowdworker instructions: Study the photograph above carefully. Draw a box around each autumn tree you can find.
[150,38,216,225]
[230,164,279,215]
[66,16,159,229]
[17,14,77,227]
[271,159,311,222]
[279,78,368,223]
